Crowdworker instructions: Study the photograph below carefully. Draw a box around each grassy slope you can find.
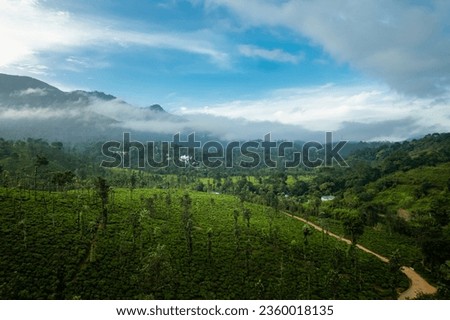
[297,162,450,280]
[305,215,421,266]
[370,162,450,212]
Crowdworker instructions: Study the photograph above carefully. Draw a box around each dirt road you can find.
[285,213,437,299]
[398,266,437,299]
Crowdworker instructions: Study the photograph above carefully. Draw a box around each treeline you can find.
[0,138,106,191]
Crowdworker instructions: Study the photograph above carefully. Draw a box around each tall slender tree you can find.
[95,177,110,228]
[342,212,365,245]
[34,155,48,199]
[181,193,193,256]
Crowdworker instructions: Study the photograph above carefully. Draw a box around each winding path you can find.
[397,267,438,299]
[284,213,437,299]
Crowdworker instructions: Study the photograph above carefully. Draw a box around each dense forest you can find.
[1,133,450,299]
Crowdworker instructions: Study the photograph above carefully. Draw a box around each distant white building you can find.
[179,155,192,164]
[321,195,335,202]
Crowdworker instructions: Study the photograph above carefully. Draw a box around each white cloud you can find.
[206,0,450,96]
[63,56,110,72]
[239,44,302,63]
[0,107,81,120]
[11,87,48,97]
[176,84,450,140]
[0,0,229,72]
[113,29,229,66]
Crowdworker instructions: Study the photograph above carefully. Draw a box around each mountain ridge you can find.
[0,73,118,108]
[0,73,179,142]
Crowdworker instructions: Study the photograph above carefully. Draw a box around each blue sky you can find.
[1,0,450,140]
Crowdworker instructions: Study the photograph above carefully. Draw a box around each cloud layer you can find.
[206,0,450,97]
[177,84,450,141]
[238,45,302,64]
[0,0,229,73]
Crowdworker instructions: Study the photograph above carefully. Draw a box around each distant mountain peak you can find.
[0,73,185,142]
[147,104,166,113]
[0,73,60,94]
[0,73,120,109]
[71,90,116,101]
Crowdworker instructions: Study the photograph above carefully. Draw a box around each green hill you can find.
[0,188,406,299]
